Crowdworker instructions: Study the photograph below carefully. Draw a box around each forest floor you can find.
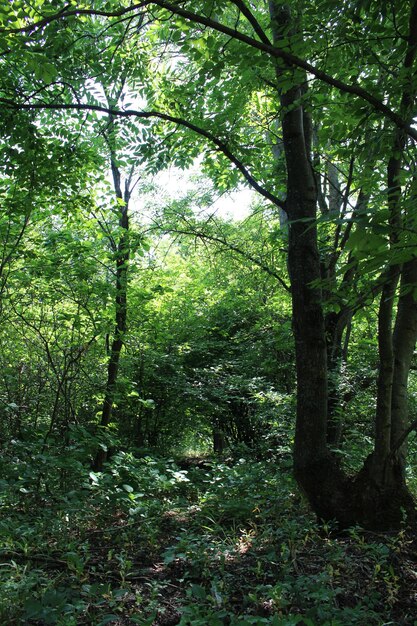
[1,441,417,625]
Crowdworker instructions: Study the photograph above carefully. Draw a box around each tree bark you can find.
[391,257,417,474]
[93,114,132,471]
[325,308,352,447]
[269,0,328,472]
[269,0,417,529]
[387,0,417,477]
[371,0,417,483]
[373,266,400,480]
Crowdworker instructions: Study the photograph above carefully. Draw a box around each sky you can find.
[86,83,257,222]
[148,165,255,222]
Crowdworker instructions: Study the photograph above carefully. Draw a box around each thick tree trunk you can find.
[269,2,330,498]
[269,1,417,529]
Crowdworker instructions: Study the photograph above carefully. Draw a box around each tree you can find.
[122,218,291,453]
[2,0,417,528]
[92,90,137,471]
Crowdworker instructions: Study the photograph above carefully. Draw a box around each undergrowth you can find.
[1,433,417,625]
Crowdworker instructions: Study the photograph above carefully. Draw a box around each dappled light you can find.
[1,0,417,623]
[1,443,417,623]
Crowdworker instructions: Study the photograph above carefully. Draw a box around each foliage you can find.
[1,443,416,625]
[1,0,417,622]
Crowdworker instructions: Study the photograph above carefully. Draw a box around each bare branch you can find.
[160,225,291,291]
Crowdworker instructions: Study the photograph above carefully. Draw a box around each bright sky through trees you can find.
[154,165,255,220]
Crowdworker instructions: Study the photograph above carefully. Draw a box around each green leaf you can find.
[97,616,120,626]
[89,472,99,484]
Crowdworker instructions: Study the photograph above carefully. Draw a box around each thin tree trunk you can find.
[391,257,417,474]
[325,308,352,447]
[324,166,360,447]
[371,0,417,483]
[373,266,400,479]
[93,118,131,471]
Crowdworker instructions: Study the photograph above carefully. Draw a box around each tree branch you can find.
[389,418,417,457]
[228,0,272,45]
[149,0,417,141]
[0,98,285,209]
[154,224,291,291]
[0,2,151,34]
[2,1,417,139]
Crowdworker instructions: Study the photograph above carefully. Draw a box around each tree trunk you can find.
[269,1,417,529]
[213,425,226,453]
[368,0,417,488]
[391,258,417,474]
[325,308,352,447]
[373,266,400,480]
[347,0,417,525]
[324,190,363,447]
[269,0,330,489]
[93,115,131,471]
[386,0,417,477]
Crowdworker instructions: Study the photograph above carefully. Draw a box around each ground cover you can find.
[1,438,417,625]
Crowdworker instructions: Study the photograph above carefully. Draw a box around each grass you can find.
[1,436,417,625]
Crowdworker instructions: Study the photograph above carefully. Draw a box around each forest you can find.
[1,0,417,624]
